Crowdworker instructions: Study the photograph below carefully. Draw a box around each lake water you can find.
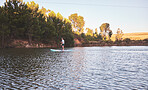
[0,46,148,90]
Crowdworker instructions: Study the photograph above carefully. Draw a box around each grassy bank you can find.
[111,32,148,41]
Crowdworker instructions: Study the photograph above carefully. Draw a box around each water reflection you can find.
[0,46,148,89]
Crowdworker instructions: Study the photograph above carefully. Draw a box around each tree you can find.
[48,11,56,19]
[27,1,39,13]
[4,0,22,39]
[57,12,63,21]
[41,17,56,43]
[0,6,10,48]
[86,28,93,36]
[26,1,41,44]
[116,28,124,41]
[38,6,50,18]
[48,11,74,47]
[69,13,85,34]
[61,19,74,47]
[100,23,112,40]
[94,28,98,38]
[0,0,75,48]
[108,30,113,40]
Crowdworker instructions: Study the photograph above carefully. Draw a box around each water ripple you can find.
[0,47,148,89]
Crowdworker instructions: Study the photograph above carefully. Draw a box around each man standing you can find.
[61,38,65,50]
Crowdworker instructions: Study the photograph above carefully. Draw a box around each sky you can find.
[0,0,148,34]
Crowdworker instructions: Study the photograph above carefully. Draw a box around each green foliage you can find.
[80,33,99,42]
[1,0,109,48]
[0,0,74,48]
[0,6,10,47]
[97,33,102,40]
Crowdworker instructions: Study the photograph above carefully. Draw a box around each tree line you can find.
[0,0,118,48]
[0,0,74,48]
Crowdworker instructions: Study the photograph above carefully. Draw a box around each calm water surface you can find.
[0,46,148,90]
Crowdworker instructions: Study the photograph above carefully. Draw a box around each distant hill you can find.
[111,32,148,41]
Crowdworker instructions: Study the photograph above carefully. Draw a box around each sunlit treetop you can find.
[48,11,56,18]
[27,1,39,11]
[100,23,110,32]
[69,13,78,23]
[77,16,85,29]
[57,12,63,21]
[64,18,71,24]
[69,13,85,34]
[86,28,93,36]
[38,6,50,17]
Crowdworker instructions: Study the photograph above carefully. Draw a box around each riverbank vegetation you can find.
[0,0,74,48]
[0,0,147,48]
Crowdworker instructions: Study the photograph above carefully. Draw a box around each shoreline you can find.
[0,38,148,48]
[1,45,148,49]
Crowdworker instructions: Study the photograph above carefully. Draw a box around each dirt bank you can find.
[75,39,148,47]
[6,39,58,48]
[2,38,148,48]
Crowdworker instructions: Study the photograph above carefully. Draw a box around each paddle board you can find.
[50,49,72,52]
